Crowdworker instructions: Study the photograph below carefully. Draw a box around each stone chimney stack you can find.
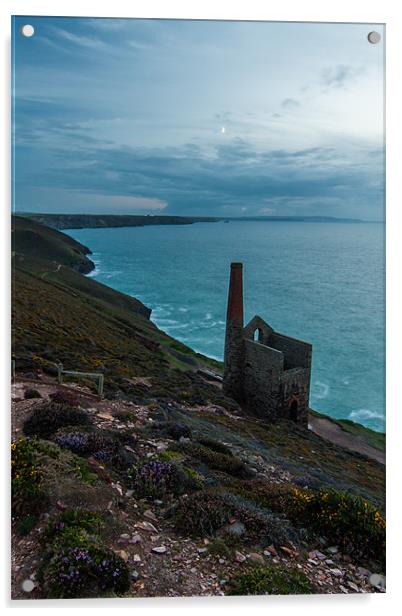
[223,262,244,401]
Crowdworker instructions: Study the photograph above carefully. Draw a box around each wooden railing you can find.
[56,363,104,397]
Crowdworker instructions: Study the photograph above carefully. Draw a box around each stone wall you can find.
[242,340,283,420]
[280,367,310,424]
[269,332,312,372]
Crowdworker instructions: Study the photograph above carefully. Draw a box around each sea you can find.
[67,221,385,433]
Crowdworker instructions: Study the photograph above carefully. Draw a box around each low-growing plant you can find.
[174,491,232,536]
[16,514,38,536]
[23,402,91,439]
[227,564,314,595]
[54,430,116,457]
[173,489,298,546]
[183,443,249,478]
[197,438,233,457]
[72,457,98,485]
[24,388,42,399]
[290,488,385,566]
[168,423,192,441]
[41,509,103,546]
[231,480,296,514]
[207,537,233,558]
[158,449,184,463]
[41,544,130,598]
[114,410,135,423]
[38,508,129,598]
[49,389,80,407]
[11,439,46,518]
[131,460,191,499]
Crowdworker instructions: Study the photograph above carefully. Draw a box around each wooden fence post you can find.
[98,374,104,398]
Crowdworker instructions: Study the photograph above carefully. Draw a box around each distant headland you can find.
[17,212,368,230]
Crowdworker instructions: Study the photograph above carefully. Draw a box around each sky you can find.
[12,17,384,219]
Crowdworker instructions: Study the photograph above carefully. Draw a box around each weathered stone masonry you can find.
[223,262,312,426]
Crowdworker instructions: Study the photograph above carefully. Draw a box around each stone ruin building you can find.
[223,262,312,426]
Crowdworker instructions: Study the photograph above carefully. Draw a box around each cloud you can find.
[50,26,107,50]
[14,125,383,219]
[281,98,300,109]
[319,64,363,89]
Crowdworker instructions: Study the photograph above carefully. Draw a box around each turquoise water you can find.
[68,222,385,432]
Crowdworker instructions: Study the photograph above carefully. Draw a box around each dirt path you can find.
[309,415,385,465]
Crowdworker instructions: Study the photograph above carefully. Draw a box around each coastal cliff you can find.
[11,215,385,599]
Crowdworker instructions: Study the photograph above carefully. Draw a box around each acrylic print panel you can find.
[11,16,385,599]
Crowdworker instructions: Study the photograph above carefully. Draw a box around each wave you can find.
[105,271,122,279]
[313,380,330,400]
[87,264,101,277]
[349,408,384,422]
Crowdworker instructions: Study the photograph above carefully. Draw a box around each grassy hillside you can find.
[11,215,386,599]
[12,215,226,405]
[12,216,95,273]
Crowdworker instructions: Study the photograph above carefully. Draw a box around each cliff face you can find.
[19,213,219,230]
[12,215,95,274]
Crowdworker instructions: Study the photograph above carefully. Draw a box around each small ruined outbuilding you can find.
[223,262,312,426]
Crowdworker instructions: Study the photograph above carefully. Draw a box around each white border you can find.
[1,1,401,614]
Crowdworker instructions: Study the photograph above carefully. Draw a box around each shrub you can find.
[197,438,233,457]
[221,492,299,547]
[24,388,42,399]
[183,443,248,478]
[173,490,298,546]
[290,488,385,566]
[16,514,38,536]
[41,544,130,598]
[49,389,80,407]
[41,510,103,546]
[174,492,232,536]
[54,430,116,457]
[232,480,296,514]
[131,460,190,499]
[23,403,91,438]
[11,439,46,518]
[114,411,135,423]
[158,449,184,463]
[227,564,314,595]
[207,537,233,558]
[168,423,192,440]
[39,509,129,598]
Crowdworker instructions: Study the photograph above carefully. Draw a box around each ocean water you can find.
[68,221,385,432]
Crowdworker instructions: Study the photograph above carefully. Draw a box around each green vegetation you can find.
[12,215,229,403]
[11,438,47,518]
[290,487,385,567]
[180,442,249,478]
[173,490,297,546]
[309,409,385,452]
[16,514,38,536]
[39,510,129,599]
[195,412,385,511]
[228,565,314,595]
[130,460,198,499]
[12,215,94,273]
[11,215,387,597]
[23,402,91,439]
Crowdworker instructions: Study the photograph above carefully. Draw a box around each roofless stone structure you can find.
[223,262,312,426]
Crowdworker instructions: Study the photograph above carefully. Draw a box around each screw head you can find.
[367,31,381,44]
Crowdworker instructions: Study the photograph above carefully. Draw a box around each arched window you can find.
[253,328,263,343]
